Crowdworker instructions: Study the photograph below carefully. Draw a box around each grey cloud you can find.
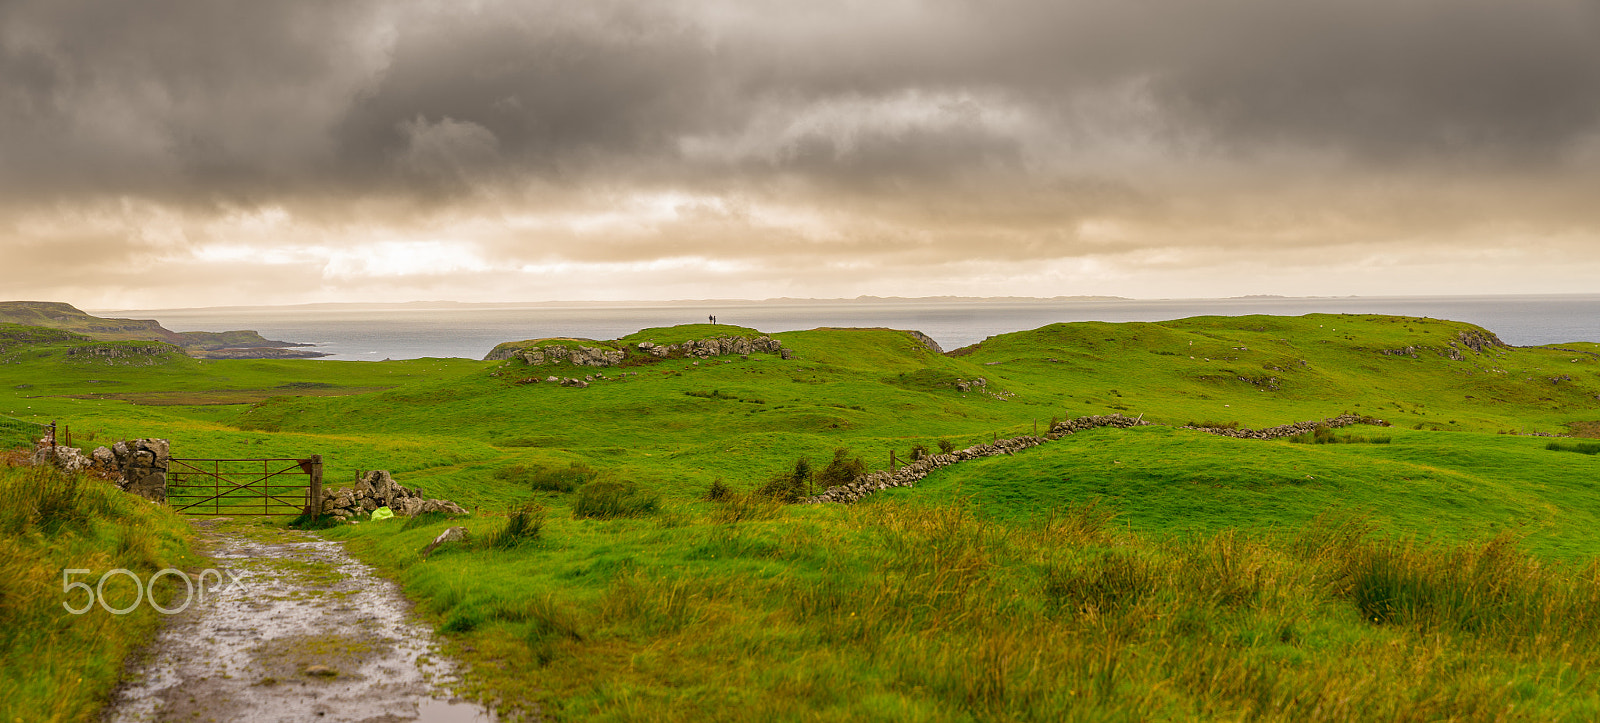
[6,0,1599,204]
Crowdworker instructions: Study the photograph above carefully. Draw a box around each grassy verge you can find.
[0,457,197,722]
[330,497,1600,721]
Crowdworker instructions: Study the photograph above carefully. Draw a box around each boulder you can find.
[423,526,470,558]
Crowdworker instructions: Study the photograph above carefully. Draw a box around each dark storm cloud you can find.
[5,0,1597,204]
[4,0,1600,309]
[0,0,392,202]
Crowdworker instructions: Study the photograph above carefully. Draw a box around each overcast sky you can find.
[4,0,1599,308]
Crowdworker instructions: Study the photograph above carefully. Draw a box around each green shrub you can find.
[909,443,930,461]
[572,480,660,519]
[757,457,813,503]
[815,448,865,489]
[938,439,955,454]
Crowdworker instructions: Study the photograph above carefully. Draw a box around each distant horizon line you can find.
[88,291,1600,315]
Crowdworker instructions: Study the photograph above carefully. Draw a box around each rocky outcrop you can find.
[490,334,788,369]
[514,344,626,367]
[320,470,467,521]
[189,347,330,359]
[1378,329,1509,362]
[905,330,944,354]
[807,413,1152,504]
[1455,329,1507,353]
[635,335,783,360]
[1181,414,1386,440]
[64,341,183,365]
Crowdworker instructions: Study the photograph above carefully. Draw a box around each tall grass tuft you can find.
[572,480,660,519]
[496,461,595,493]
[0,465,87,535]
[709,491,782,524]
[1547,441,1600,455]
[489,502,545,549]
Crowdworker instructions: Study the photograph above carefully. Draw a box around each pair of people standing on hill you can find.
[708,315,717,324]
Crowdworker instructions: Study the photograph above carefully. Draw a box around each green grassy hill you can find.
[5,312,1600,720]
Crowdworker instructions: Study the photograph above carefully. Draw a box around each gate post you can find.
[308,454,324,522]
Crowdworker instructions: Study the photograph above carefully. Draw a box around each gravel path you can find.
[102,519,496,723]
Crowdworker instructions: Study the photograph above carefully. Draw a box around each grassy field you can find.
[0,458,198,722]
[3,311,1600,719]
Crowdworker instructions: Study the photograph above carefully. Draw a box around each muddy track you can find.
[103,519,496,723]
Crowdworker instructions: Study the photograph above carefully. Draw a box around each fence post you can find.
[890,450,898,472]
[309,454,324,522]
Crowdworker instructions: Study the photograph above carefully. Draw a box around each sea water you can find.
[101,295,1600,362]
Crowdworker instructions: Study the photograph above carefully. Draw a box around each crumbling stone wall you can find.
[320,470,467,521]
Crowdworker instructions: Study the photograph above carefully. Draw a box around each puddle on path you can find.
[104,519,499,723]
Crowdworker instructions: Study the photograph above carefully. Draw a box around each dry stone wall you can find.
[807,413,1153,504]
[320,470,467,521]
[807,412,1396,505]
[30,435,170,502]
[1181,414,1387,440]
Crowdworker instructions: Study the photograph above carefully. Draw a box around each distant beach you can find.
[100,294,1600,362]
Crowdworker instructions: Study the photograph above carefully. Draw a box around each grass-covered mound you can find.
[0,459,197,722]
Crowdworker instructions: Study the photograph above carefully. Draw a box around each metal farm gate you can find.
[167,455,323,517]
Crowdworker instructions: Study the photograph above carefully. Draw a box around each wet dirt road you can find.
[103,519,497,723]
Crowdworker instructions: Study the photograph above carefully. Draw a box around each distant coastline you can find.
[93,291,1590,314]
[97,293,1600,362]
